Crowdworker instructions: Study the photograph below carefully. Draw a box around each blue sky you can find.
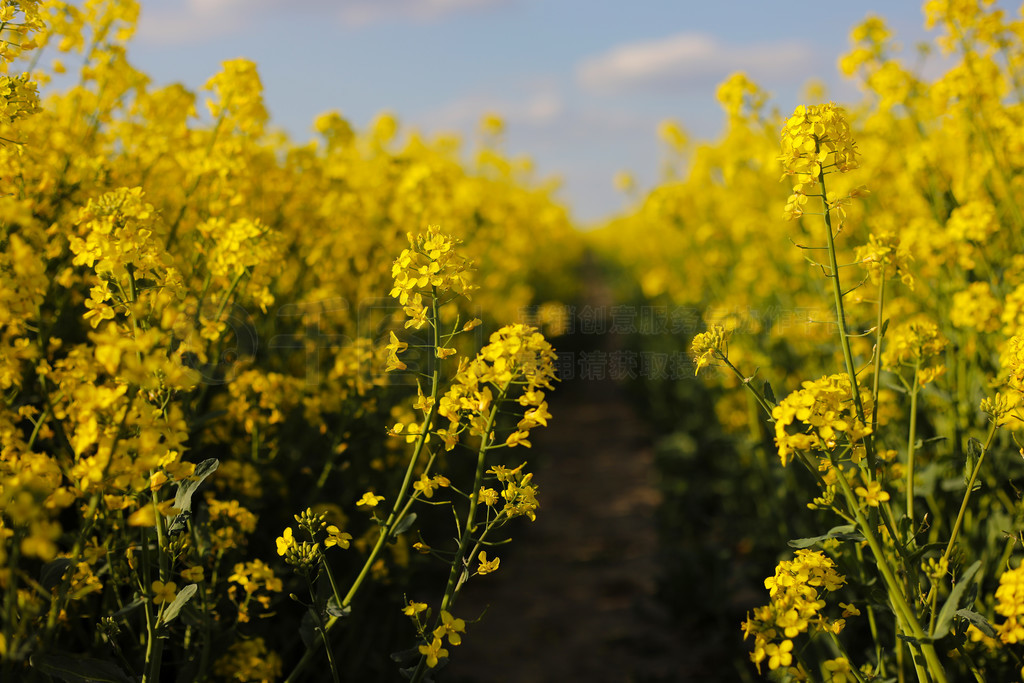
[125,0,957,225]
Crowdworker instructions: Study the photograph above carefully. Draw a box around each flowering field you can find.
[5,0,1024,681]
[594,1,1024,681]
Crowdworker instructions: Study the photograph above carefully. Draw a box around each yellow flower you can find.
[418,637,448,668]
[476,551,500,575]
[839,602,860,618]
[385,331,408,372]
[325,525,352,549]
[275,527,296,556]
[181,566,204,583]
[823,657,853,682]
[505,430,531,448]
[854,481,890,507]
[433,610,466,646]
[995,560,1024,643]
[691,325,729,375]
[766,639,793,670]
[478,487,500,506]
[356,492,385,508]
[403,600,428,616]
[151,580,178,605]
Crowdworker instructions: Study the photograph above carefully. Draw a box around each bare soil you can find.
[444,370,713,683]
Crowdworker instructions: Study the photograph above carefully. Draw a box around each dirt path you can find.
[438,245,735,681]
[445,371,700,682]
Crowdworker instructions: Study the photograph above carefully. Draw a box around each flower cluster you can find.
[1001,332,1024,394]
[779,104,860,220]
[212,637,283,683]
[882,318,947,384]
[855,231,914,289]
[0,2,580,677]
[275,509,351,570]
[779,103,860,179]
[390,225,475,329]
[772,375,873,467]
[995,560,1024,644]
[487,462,541,522]
[742,550,847,674]
[227,559,283,623]
[691,324,729,375]
[437,324,557,449]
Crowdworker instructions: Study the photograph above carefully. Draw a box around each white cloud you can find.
[136,0,513,44]
[422,82,565,132]
[136,0,257,45]
[338,0,512,27]
[577,32,813,94]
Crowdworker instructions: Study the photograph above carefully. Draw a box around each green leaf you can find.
[762,380,776,406]
[788,525,864,549]
[896,632,934,646]
[940,477,981,493]
[111,597,145,620]
[31,653,134,683]
[907,542,945,567]
[932,560,982,639]
[390,512,418,539]
[880,318,889,337]
[299,610,317,650]
[390,646,420,665]
[168,458,219,535]
[160,583,198,625]
[325,596,351,619]
[39,558,74,591]
[956,608,997,638]
[965,437,982,486]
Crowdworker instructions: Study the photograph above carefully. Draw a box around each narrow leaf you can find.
[788,525,864,549]
[173,458,219,511]
[896,633,934,646]
[326,596,351,619]
[964,438,982,487]
[160,583,198,624]
[39,558,74,591]
[111,597,145,620]
[390,512,418,539]
[933,561,982,639]
[956,608,997,638]
[31,653,134,683]
[168,458,219,534]
[299,611,317,650]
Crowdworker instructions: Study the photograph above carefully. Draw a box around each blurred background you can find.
[127,0,946,225]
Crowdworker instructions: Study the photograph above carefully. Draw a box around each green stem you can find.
[827,630,868,683]
[719,354,774,418]
[283,291,444,683]
[870,278,885,437]
[141,528,164,683]
[307,583,342,683]
[440,389,508,613]
[854,543,886,678]
[831,455,947,683]
[43,392,136,644]
[408,381,510,683]
[320,553,343,609]
[907,360,921,524]
[816,161,875,472]
[939,421,999,567]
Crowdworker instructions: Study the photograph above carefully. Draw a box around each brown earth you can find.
[443,364,719,683]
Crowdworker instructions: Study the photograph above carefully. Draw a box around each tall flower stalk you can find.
[284,225,557,681]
